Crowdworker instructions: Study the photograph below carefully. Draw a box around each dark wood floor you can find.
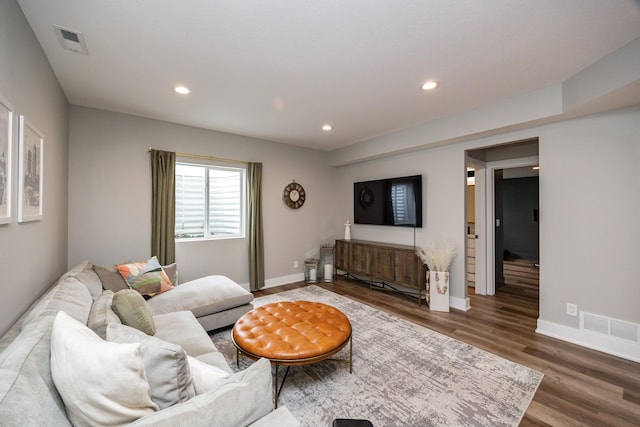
[255,261,640,426]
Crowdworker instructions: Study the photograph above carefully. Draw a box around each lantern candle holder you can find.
[304,258,319,284]
[319,244,335,282]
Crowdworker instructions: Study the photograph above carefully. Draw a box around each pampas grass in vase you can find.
[417,241,457,310]
[416,240,457,272]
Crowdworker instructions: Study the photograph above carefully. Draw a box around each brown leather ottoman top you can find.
[232,301,351,363]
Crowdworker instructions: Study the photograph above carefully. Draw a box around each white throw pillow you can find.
[50,311,157,427]
[106,323,196,409]
[187,355,232,395]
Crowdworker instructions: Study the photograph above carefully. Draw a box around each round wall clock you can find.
[283,181,306,209]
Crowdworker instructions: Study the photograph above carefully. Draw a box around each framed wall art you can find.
[0,95,13,224]
[18,115,43,222]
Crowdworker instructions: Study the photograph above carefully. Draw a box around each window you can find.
[175,162,246,240]
[391,182,416,226]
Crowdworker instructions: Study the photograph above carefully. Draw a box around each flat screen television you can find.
[354,175,422,227]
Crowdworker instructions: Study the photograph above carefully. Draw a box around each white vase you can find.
[428,271,450,312]
[344,221,351,240]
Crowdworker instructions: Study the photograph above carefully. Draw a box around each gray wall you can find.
[335,106,640,332]
[335,144,466,303]
[0,1,69,335]
[538,107,639,327]
[68,107,341,287]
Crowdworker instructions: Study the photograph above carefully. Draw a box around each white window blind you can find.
[175,163,245,240]
[391,182,416,226]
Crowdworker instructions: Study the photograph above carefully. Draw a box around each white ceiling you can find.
[17,0,640,151]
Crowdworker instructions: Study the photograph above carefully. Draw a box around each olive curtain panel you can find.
[151,149,176,265]
[247,162,264,291]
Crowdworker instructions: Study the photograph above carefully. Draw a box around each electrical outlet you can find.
[566,303,577,317]
[293,260,298,269]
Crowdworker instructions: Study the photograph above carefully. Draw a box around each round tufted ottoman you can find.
[232,301,352,407]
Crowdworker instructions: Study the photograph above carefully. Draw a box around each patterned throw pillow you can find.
[116,256,174,297]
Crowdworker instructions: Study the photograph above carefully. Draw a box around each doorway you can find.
[466,139,539,298]
[495,166,540,299]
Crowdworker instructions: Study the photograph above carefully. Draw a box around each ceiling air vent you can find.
[54,25,88,55]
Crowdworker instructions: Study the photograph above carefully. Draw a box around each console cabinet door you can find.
[350,243,371,275]
[374,247,395,282]
[335,240,350,271]
[394,250,420,289]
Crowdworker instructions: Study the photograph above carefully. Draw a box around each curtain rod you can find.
[148,147,247,164]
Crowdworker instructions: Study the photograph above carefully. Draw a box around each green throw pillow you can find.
[111,289,156,335]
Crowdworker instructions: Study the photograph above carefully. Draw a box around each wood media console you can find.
[334,239,427,305]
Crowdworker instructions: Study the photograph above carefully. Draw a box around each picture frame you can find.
[18,115,43,222]
[0,95,12,225]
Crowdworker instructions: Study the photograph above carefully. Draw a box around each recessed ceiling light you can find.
[532,166,540,170]
[421,81,438,91]
[174,85,190,95]
[322,124,333,131]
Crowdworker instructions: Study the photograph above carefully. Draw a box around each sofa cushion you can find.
[50,311,158,426]
[93,264,129,293]
[57,260,92,283]
[107,323,196,409]
[87,290,122,339]
[146,275,253,318]
[116,256,174,297]
[130,358,274,427]
[152,311,218,358]
[162,263,178,286]
[19,276,93,334]
[187,355,231,395]
[0,317,73,426]
[112,290,156,335]
[74,264,104,300]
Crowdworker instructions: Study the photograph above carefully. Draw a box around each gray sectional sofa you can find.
[0,261,300,427]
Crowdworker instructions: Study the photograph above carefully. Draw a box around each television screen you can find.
[354,175,422,227]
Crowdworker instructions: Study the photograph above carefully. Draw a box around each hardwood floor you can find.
[255,263,640,426]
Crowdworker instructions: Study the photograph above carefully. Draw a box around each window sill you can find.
[175,235,246,243]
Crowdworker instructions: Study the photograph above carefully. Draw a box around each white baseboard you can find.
[536,319,640,363]
[450,296,471,311]
[239,273,304,291]
[263,273,305,288]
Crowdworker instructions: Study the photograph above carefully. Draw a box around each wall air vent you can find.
[54,25,88,55]
[581,312,639,342]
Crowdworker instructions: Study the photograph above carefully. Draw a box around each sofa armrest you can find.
[131,358,274,427]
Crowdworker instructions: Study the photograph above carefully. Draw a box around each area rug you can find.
[210,286,543,426]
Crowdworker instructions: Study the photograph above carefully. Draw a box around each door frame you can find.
[466,159,487,295]
[483,156,539,295]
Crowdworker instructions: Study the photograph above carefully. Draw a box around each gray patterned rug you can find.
[210,286,543,426]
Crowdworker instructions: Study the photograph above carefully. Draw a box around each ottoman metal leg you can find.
[349,334,353,373]
[274,363,291,409]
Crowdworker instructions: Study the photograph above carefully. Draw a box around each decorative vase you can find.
[344,221,352,240]
[428,270,450,312]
